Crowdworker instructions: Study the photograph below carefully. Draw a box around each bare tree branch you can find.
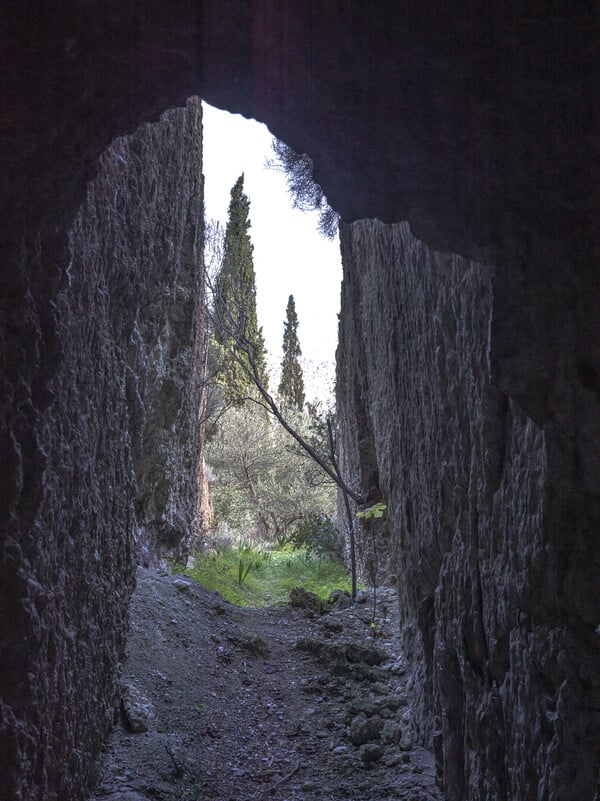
[208,275,363,503]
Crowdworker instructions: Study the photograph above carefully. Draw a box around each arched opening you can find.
[1,6,597,801]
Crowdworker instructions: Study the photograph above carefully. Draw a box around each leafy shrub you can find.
[207,403,336,544]
[291,514,344,560]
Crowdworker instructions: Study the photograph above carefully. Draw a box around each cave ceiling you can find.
[2,1,595,265]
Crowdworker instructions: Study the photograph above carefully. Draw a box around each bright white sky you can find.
[201,101,342,385]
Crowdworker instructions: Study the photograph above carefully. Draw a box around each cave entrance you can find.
[198,100,353,606]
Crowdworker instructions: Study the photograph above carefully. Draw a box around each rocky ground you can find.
[91,568,444,801]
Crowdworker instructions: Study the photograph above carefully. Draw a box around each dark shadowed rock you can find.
[327,588,352,610]
[1,5,596,800]
[349,712,384,746]
[337,219,599,801]
[290,587,325,614]
[359,743,385,764]
[0,100,206,801]
[346,643,387,667]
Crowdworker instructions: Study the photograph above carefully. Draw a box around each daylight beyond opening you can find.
[201,100,342,403]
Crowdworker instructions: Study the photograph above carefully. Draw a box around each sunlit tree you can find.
[212,174,267,403]
[278,295,305,411]
[207,404,335,542]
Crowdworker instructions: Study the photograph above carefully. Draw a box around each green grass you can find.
[173,545,353,607]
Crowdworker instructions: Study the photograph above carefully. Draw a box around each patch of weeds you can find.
[174,544,354,608]
[238,559,252,586]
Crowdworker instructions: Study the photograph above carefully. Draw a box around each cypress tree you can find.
[278,294,305,411]
[213,174,267,402]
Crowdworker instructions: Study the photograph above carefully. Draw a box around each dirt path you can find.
[91,568,444,801]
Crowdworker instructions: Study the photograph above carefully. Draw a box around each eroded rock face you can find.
[3,4,595,264]
[71,99,207,567]
[1,5,596,801]
[0,99,205,801]
[336,220,599,801]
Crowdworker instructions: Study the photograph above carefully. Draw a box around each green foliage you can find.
[278,294,305,411]
[356,502,387,520]
[290,514,344,560]
[237,559,252,586]
[174,543,353,607]
[275,532,293,549]
[212,174,267,403]
[302,403,335,456]
[207,403,336,542]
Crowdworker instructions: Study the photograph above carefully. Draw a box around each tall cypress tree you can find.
[278,294,305,410]
[213,174,267,402]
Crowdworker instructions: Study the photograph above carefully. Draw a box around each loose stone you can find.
[359,743,385,763]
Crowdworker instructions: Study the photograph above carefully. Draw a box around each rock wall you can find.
[337,220,599,801]
[0,99,206,801]
[1,5,596,800]
[4,3,595,267]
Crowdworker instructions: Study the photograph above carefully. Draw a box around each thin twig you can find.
[270,759,301,792]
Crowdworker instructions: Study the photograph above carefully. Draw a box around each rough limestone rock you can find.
[70,99,207,566]
[1,5,596,801]
[120,684,154,734]
[0,99,206,801]
[290,586,325,614]
[336,219,599,801]
[359,742,385,764]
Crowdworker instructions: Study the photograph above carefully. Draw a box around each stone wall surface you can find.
[336,220,599,801]
[3,3,595,265]
[1,4,597,800]
[0,99,205,801]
